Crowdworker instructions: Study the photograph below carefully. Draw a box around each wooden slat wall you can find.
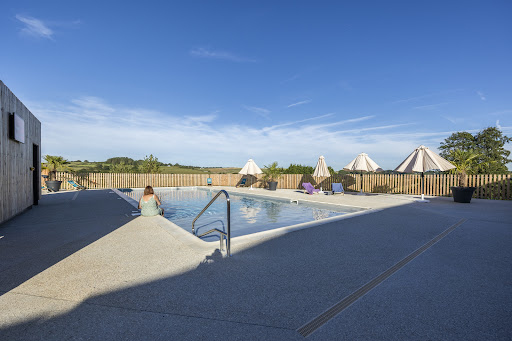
[48,172,512,200]
[0,81,42,224]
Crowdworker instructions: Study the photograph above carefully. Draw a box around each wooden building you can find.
[0,80,42,224]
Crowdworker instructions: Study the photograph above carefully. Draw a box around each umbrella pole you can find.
[415,172,429,202]
[421,172,424,200]
[360,171,363,194]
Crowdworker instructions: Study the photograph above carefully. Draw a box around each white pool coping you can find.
[112,187,385,255]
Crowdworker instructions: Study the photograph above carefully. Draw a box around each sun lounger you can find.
[302,182,320,195]
[236,178,248,188]
[68,180,86,190]
[332,182,344,195]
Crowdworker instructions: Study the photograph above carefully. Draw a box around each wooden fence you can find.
[46,172,512,200]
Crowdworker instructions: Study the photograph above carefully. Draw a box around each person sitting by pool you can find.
[138,186,164,216]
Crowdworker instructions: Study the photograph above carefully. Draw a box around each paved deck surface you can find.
[0,188,510,340]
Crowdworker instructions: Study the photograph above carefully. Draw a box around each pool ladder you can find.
[192,190,231,257]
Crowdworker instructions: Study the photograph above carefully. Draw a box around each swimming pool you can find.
[119,187,366,240]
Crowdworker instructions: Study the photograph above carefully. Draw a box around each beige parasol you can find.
[313,156,330,191]
[239,159,263,190]
[394,145,455,202]
[313,155,330,177]
[343,153,383,194]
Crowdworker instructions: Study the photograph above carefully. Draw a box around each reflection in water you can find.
[264,201,282,223]
[312,208,330,220]
[239,206,261,224]
[239,198,262,224]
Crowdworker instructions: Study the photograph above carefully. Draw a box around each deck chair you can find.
[236,178,247,188]
[332,182,344,195]
[302,182,320,195]
[207,178,212,186]
[68,180,86,190]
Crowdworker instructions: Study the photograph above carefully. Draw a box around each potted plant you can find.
[449,150,479,203]
[262,161,283,191]
[43,155,69,192]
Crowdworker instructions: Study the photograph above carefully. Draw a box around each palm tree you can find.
[43,155,69,181]
[448,149,480,187]
[262,161,283,183]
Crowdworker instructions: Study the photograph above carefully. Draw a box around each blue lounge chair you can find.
[68,180,86,190]
[302,182,320,195]
[332,182,344,195]
[236,178,247,188]
[207,178,212,186]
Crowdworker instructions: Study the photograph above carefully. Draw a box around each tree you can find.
[106,157,137,166]
[262,162,283,182]
[43,155,69,181]
[139,154,161,173]
[439,132,476,156]
[439,127,511,174]
[474,127,512,173]
[110,161,136,173]
[448,149,481,187]
[282,164,314,174]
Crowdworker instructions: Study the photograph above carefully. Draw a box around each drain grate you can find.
[297,218,467,337]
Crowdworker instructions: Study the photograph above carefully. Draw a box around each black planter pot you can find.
[268,181,278,191]
[46,181,62,192]
[450,186,476,203]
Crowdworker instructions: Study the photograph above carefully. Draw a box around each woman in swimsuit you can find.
[138,186,164,216]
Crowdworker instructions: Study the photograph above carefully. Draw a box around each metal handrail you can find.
[192,190,231,257]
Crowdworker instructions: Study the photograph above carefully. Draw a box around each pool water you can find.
[119,187,365,239]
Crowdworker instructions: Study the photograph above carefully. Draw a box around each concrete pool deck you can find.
[0,188,510,340]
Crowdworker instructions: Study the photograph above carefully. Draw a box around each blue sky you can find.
[1,1,511,170]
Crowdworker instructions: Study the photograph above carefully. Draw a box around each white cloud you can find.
[477,91,486,101]
[309,115,375,130]
[29,97,500,170]
[442,116,465,125]
[189,47,256,63]
[16,15,54,39]
[184,114,217,123]
[287,100,311,108]
[413,103,447,110]
[262,113,333,132]
[496,120,502,130]
[243,105,270,117]
[281,74,300,84]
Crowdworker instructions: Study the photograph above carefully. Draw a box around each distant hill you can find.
[64,160,241,174]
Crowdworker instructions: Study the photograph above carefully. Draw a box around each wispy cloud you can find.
[332,123,414,135]
[190,47,256,63]
[184,114,217,123]
[16,15,54,39]
[287,100,311,108]
[281,74,300,84]
[243,105,270,117]
[392,89,462,104]
[262,113,334,132]
[28,96,510,170]
[311,115,375,130]
[413,103,447,110]
[476,91,486,101]
[442,116,462,125]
